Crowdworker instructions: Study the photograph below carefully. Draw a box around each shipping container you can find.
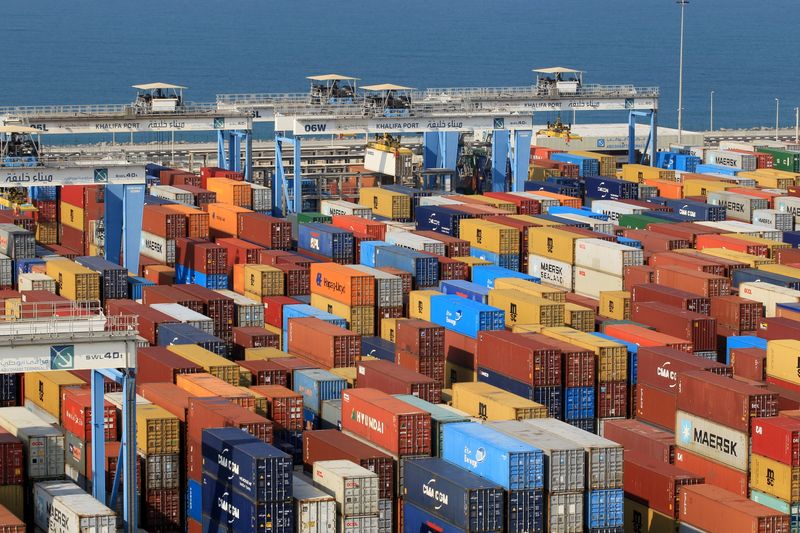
[292,475,337,533]
[451,382,548,421]
[313,459,379,517]
[630,302,717,352]
[623,454,702,519]
[33,481,116,532]
[202,475,293,533]
[287,317,360,368]
[678,483,789,533]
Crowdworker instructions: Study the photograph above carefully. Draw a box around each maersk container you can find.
[563,387,596,421]
[590,199,650,222]
[657,198,726,221]
[753,209,795,232]
[586,489,624,529]
[403,457,505,532]
[202,475,294,533]
[394,395,470,457]
[705,150,757,171]
[0,406,65,479]
[202,428,293,503]
[414,205,470,237]
[707,190,769,222]
[486,420,586,493]
[293,475,337,533]
[584,176,638,201]
[282,304,348,351]
[373,245,439,288]
[33,481,116,533]
[403,502,466,533]
[429,295,504,338]
[157,322,228,357]
[470,247,520,271]
[297,223,354,262]
[527,254,572,290]
[320,199,374,219]
[359,241,393,267]
[550,153,599,177]
[732,268,800,291]
[360,336,395,362]
[656,151,701,172]
[439,279,490,304]
[293,369,347,415]
[441,422,544,490]
[386,230,446,256]
[470,265,537,289]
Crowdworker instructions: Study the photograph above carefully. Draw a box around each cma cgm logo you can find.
[50,345,75,370]
[463,445,487,469]
[422,478,449,509]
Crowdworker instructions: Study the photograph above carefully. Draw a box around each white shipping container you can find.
[0,407,65,479]
[752,209,795,232]
[339,515,380,533]
[0,254,11,288]
[574,239,644,277]
[320,200,374,219]
[775,196,800,226]
[34,481,116,533]
[550,213,614,234]
[383,221,416,233]
[573,266,623,299]
[528,254,574,290]
[590,199,649,222]
[312,460,379,517]
[706,191,769,222]
[18,272,57,292]
[140,231,175,264]
[250,183,270,212]
[214,289,265,327]
[418,196,462,207]
[739,281,800,318]
[150,303,215,335]
[104,393,151,411]
[364,147,412,179]
[347,265,404,308]
[150,185,194,205]
[674,410,749,472]
[705,150,757,171]
[719,141,761,152]
[385,231,446,256]
[696,220,782,241]
[294,476,337,533]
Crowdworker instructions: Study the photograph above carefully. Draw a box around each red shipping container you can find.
[603,419,675,464]
[676,370,778,433]
[445,330,478,370]
[751,416,800,466]
[61,388,117,442]
[233,326,280,354]
[637,346,730,392]
[250,385,303,432]
[142,285,204,313]
[61,185,103,209]
[331,215,387,241]
[678,484,788,532]
[142,488,181,532]
[623,265,655,291]
[674,448,746,498]
[137,382,193,422]
[237,360,289,387]
[604,323,694,352]
[287,317,360,368]
[396,320,445,361]
[412,231,471,258]
[636,384,677,431]
[696,233,769,257]
[631,283,711,315]
[357,360,442,403]
[484,192,543,215]
[175,239,228,275]
[262,296,301,328]
[623,229,691,252]
[187,397,273,446]
[476,330,561,387]
[597,381,627,419]
[711,295,764,331]
[654,266,730,298]
[631,302,717,352]
[273,263,310,296]
[623,453,703,518]
[215,237,264,269]
[0,429,23,485]
[526,335,596,388]
[396,350,445,387]
[757,317,800,342]
[59,224,87,254]
[272,358,317,389]
[173,284,234,341]
[142,205,187,239]
[649,251,727,277]
[340,388,431,456]
[84,441,143,492]
[142,264,175,285]
[564,292,599,312]
[730,347,766,382]
[776,248,800,265]
[435,255,470,282]
[304,430,395,499]
[105,299,177,345]
[237,212,292,250]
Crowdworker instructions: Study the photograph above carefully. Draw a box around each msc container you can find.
[373,245,438,288]
[340,388,431,456]
[429,295,504,338]
[287,317,360,368]
[403,457,505,532]
[574,239,644,277]
[312,459,379,517]
[679,483,789,533]
[359,187,412,220]
[202,475,293,533]
[293,475,337,533]
[33,481,116,533]
[630,302,717,352]
[0,406,65,479]
[201,427,292,503]
[459,219,520,254]
[487,290,564,328]
[451,382,548,421]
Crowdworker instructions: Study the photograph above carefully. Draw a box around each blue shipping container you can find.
[563,387,596,421]
[658,198,726,221]
[470,247,520,271]
[174,264,228,289]
[441,422,544,490]
[584,176,639,201]
[696,163,740,176]
[782,231,800,248]
[292,368,347,415]
[303,407,320,430]
[403,501,466,533]
[656,152,701,172]
[415,205,469,237]
[201,479,293,533]
[374,245,439,288]
[202,428,293,503]
[0,374,18,405]
[616,237,642,249]
[548,206,608,220]
[128,276,155,300]
[525,181,581,198]
[533,386,562,420]
[297,223,354,261]
[732,268,800,291]
[187,478,202,523]
[404,458,505,532]
[507,489,545,533]
[567,418,596,433]
[478,368,564,419]
[586,489,624,529]
[439,279,490,304]
[470,265,537,289]
[429,295,505,338]
[550,153,600,177]
[360,336,396,361]
[157,323,229,358]
[725,335,767,364]
[282,305,348,351]
[359,240,393,267]
[545,177,585,198]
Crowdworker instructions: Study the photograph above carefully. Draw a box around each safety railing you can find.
[0,101,223,118]
[0,300,138,341]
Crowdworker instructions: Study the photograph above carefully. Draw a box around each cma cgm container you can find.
[202,474,293,533]
[429,295,505,338]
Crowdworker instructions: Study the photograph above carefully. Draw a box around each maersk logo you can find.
[50,345,75,370]
[681,418,739,457]
[679,419,692,444]
[422,478,449,509]
[463,445,487,469]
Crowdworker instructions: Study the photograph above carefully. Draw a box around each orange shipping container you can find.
[524,190,582,209]
[161,204,210,239]
[309,263,375,306]
[250,385,304,431]
[204,203,254,237]
[175,373,257,411]
[206,178,252,208]
[644,178,684,199]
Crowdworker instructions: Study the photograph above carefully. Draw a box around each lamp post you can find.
[709,90,714,131]
[677,0,689,143]
[795,107,799,143]
[775,98,780,141]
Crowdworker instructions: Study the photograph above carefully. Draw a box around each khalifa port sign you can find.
[14,116,251,135]
[1,165,146,186]
[0,340,136,374]
[278,115,534,135]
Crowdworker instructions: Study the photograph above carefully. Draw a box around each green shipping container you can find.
[616,213,666,230]
[749,488,799,517]
[757,147,800,172]
[298,212,333,224]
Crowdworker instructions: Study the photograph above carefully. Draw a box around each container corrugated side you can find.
[312,459,379,517]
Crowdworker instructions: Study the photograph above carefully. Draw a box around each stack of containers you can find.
[313,460,381,531]
[460,218,521,270]
[451,382,548,421]
[234,264,284,301]
[359,187,412,221]
[297,223,355,264]
[346,264,404,335]
[293,369,347,430]
[573,239,644,299]
[136,403,181,530]
[59,185,104,254]
[357,360,442,403]
[174,238,228,289]
[395,319,446,387]
[287,317,361,369]
[309,263,376,336]
[0,410,37,519]
[142,204,187,269]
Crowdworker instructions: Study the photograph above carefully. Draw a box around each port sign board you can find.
[0,165,146,186]
[0,339,137,374]
[11,116,251,135]
[281,115,534,135]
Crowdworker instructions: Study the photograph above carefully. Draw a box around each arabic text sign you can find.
[286,115,534,135]
[0,339,136,374]
[472,98,659,112]
[1,166,146,186]
[19,116,251,135]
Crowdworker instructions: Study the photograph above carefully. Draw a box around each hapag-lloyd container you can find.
[674,410,749,471]
[33,481,116,533]
[403,457,505,532]
[312,459,379,517]
[0,406,65,479]
[340,388,432,456]
[310,263,375,306]
[202,475,294,533]
[429,294,504,338]
[679,483,789,533]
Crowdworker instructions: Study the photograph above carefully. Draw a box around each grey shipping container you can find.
[293,474,337,533]
[378,498,393,533]
[707,191,769,222]
[34,480,116,533]
[312,460,379,517]
[548,491,584,533]
[0,254,12,288]
[0,224,35,259]
[215,289,266,327]
[0,406,65,479]
[150,303,215,335]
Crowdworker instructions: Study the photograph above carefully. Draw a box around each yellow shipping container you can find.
[243,264,285,297]
[445,361,476,388]
[766,339,800,385]
[60,202,84,231]
[569,151,617,177]
[681,179,730,197]
[753,168,800,184]
[542,327,627,382]
[528,227,585,264]
[239,369,253,387]
[452,382,548,421]
[683,247,775,267]
[331,367,358,387]
[620,164,675,183]
[488,289,565,327]
[240,387,269,417]
[564,303,596,332]
[721,233,790,259]
[166,344,240,385]
[409,290,442,321]
[738,171,795,190]
[529,165,560,181]
[175,373,254,410]
[512,214,565,227]
[758,264,800,279]
[459,219,520,254]
[136,404,180,455]
[493,277,567,302]
[599,291,631,320]
[245,347,291,360]
[45,259,101,301]
[462,195,516,213]
[511,324,545,333]
[380,317,407,342]
[310,293,375,336]
[359,187,411,220]
[24,371,85,419]
[750,453,800,503]
[624,497,677,533]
